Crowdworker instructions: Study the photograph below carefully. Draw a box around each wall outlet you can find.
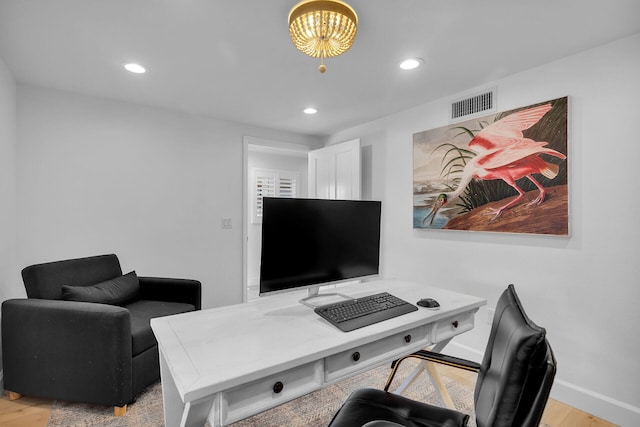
[487,307,495,324]
[221,217,232,229]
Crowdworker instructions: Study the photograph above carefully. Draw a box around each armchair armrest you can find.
[137,276,201,310]
[1,298,132,405]
[384,349,480,392]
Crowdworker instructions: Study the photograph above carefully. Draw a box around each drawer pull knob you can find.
[452,320,459,328]
[404,334,412,343]
[273,381,284,394]
[352,351,361,362]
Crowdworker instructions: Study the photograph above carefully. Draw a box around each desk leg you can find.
[181,396,216,427]
[159,351,185,427]
[423,361,456,408]
[159,350,216,427]
[393,361,427,394]
[392,338,456,409]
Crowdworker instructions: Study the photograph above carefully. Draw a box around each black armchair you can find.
[328,285,557,427]
[1,254,201,416]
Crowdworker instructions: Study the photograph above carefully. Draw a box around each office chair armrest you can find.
[362,421,405,427]
[409,349,481,371]
[138,276,202,309]
[384,349,480,391]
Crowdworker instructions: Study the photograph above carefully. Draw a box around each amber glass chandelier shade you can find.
[288,0,358,72]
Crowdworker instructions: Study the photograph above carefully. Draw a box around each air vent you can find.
[450,89,496,121]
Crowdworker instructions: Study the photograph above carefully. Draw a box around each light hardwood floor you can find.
[0,364,618,427]
[0,393,51,427]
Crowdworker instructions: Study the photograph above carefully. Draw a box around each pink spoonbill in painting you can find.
[424,103,567,224]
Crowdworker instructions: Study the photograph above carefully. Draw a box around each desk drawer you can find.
[325,325,430,382]
[431,312,475,343]
[219,360,323,425]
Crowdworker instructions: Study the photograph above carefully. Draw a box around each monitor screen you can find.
[259,198,381,295]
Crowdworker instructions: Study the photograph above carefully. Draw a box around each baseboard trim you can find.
[445,342,638,426]
[552,379,640,427]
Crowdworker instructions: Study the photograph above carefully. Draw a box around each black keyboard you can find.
[314,292,418,332]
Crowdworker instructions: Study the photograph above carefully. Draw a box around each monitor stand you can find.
[299,286,353,308]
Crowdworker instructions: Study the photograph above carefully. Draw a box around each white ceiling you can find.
[1,0,639,137]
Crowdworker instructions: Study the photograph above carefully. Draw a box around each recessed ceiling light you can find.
[303,107,318,115]
[124,63,146,74]
[399,58,423,70]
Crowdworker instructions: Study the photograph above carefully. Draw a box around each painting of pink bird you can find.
[413,97,568,235]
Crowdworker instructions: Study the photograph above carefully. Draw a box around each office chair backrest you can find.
[474,284,556,427]
[22,254,123,300]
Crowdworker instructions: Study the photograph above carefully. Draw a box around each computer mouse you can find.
[417,298,440,309]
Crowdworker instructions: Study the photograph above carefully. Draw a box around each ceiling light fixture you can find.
[399,58,423,70]
[303,107,318,114]
[124,63,146,74]
[288,0,358,74]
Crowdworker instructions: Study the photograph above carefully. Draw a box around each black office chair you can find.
[327,285,557,427]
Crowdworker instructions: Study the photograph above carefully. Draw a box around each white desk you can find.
[150,280,486,427]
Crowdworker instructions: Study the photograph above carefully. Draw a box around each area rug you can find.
[47,359,476,427]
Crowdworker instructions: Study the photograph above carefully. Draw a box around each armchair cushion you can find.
[126,299,196,355]
[61,271,140,306]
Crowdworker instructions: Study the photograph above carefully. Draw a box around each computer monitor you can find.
[259,197,381,301]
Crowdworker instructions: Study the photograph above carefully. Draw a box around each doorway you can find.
[242,137,363,302]
[243,137,310,301]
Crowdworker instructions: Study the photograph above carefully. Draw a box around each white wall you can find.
[16,86,320,310]
[0,58,17,301]
[0,55,17,303]
[326,33,640,426]
[0,53,18,390]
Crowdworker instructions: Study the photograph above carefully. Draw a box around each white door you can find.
[308,139,361,200]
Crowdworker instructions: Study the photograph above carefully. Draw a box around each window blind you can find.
[252,169,299,223]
